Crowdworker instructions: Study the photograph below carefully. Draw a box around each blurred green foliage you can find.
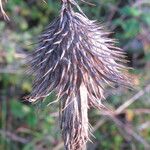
[0,0,150,150]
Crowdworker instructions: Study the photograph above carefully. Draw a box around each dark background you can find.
[0,0,150,150]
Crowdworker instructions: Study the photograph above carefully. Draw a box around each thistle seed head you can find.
[28,0,131,149]
[28,3,130,102]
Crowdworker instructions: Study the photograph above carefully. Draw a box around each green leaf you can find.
[23,142,35,150]
[11,100,31,118]
[113,18,124,26]
[122,19,140,38]
[144,52,150,61]
[120,6,141,17]
[22,82,32,92]
[6,50,15,63]
[45,116,54,124]
[142,14,150,26]
[0,22,5,31]
[26,113,38,127]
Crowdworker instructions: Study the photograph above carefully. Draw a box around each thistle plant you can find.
[28,0,131,149]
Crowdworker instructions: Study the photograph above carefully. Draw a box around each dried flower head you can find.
[28,0,131,149]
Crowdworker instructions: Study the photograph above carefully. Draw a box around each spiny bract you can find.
[28,0,131,150]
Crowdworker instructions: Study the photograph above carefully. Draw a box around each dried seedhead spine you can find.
[0,0,9,20]
[28,0,131,149]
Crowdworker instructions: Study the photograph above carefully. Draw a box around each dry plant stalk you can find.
[0,0,9,20]
[28,0,131,149]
